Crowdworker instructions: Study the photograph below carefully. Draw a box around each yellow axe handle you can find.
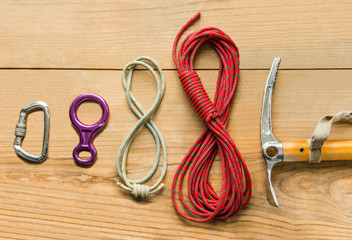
[283,140,352,162]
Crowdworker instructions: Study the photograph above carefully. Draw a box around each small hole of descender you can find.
[78,150,92,160]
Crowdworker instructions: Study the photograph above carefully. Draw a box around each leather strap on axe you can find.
[309,111,352,163]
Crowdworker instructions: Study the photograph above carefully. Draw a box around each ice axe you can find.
[261,57,352,207]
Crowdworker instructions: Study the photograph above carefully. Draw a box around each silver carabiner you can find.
[13,101,50,163]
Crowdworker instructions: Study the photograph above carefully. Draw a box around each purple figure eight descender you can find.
[69,94,109,166]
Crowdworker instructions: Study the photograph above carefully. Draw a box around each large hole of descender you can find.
[266,146,279,158]
[76,100,102,125]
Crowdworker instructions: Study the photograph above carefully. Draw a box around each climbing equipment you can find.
[171,13,252,222]
[69,93,109,167]
[13,101,50,163]
[70,93,109,166]
[261,57,352,207]
[116,56,167,198]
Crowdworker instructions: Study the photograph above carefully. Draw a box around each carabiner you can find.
[13,101,50,163]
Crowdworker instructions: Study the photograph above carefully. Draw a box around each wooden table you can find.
[0,1,352,239]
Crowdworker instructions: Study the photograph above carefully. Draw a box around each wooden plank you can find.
[0,0,352,69]
[0,69,352,239]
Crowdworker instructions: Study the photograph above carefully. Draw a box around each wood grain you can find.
[1,69,352,239]
[0,0,352,69]
[1,0,352,238]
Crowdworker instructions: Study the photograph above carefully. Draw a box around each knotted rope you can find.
[171,13,252,222]
[116,56,167,198]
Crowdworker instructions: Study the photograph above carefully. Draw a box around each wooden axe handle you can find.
[283,140,352,162]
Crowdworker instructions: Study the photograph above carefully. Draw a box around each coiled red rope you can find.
[171,13,252,222]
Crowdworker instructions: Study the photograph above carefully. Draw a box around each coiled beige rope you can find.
[115,56,167,198]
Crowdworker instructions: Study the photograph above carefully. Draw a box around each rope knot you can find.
[179,70,218,123]
[204,112,219,123]
[131,183,150,198]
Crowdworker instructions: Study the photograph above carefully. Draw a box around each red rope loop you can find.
[171,13,252,222]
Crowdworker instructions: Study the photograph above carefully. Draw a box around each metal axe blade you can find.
[260,57,283,207]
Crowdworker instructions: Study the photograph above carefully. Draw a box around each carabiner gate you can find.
[13,101,50,163]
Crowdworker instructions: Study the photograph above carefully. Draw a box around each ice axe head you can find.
[260,57,284,207]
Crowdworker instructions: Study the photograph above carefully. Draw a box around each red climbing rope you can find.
[171,13,252,222]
